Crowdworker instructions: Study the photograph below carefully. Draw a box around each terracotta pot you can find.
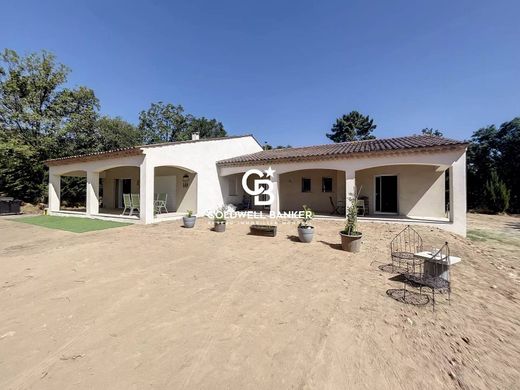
[214,220,226,232]
[339,232,362,252]
[298,226,314,243]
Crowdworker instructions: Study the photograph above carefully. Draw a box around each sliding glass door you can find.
[375,175,398,213]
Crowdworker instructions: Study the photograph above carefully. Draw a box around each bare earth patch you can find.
[0,214,519,389]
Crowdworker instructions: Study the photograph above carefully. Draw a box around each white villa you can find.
[45,133,468,236]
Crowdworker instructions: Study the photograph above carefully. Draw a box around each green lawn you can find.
[467,228,520,248]
[12,215,131,233]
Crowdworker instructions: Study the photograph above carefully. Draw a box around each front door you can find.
[375,175,398,213]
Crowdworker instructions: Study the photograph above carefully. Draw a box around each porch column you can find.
[449,153,467,236]
[48,170,61,212]
[345,171,356,216]
[86,171,100,215]
[270,173,280,216]
[139,158,154,224]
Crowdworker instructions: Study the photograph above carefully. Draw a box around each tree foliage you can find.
[0,49,99,201]
[421,128,443,137]
[96,116,140,151]
[467,118,519,213]
[0,50,230,203]
[138,102,227,143]
[263,144,292,150]
[484,171,510,213]
[184,117,226,140]
[138,102,189,144]
[326,111,376,143]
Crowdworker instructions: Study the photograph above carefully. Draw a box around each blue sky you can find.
[3,0,519,146]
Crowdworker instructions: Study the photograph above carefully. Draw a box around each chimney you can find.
[191,132,200,141]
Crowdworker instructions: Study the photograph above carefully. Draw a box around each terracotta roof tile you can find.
[217,135,468,166]
[44,135,258,166]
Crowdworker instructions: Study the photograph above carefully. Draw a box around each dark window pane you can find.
[322,177,333,192]
[301,178,311,192]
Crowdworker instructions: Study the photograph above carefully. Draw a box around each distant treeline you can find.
[1,49,519,213]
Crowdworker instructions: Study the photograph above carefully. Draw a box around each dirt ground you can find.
[0,214,519,389]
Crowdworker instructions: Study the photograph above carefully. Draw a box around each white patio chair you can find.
[121,194,132,215]
[154,193,168,214]
[129,193,140,216]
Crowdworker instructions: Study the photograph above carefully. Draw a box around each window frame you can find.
[321,177,333,193]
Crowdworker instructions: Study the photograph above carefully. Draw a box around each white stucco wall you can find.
[47,138,466,236]
[279,169,343,212]
[219,147,467,235]
[47,136,262,221]
[142,136,262,217]
[154,166,197,213]
[356,165,446,218]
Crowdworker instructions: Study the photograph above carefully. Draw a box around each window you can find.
[322,177,333,193]
[301,178,311,192]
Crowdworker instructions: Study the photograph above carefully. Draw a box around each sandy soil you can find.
[0,214,519,389]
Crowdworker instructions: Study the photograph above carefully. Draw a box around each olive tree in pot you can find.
[297,205,315,243]
[183,210,196,228]
[213,204,235,233]
[339,191,363,252]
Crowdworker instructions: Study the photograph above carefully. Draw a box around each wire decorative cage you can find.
[405,242,451,311]
[390,225,423,275]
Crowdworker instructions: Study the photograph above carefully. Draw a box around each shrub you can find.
[342,187,362,236]
[298,205,314,228]
[484,171,510,213]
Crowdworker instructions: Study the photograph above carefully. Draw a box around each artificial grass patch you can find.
[12,215,131,233]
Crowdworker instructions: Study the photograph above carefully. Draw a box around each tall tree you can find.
[184,117,226,140]
[96,116,140,151]
[495,117,520,210]
[138,102,190,143]
[466,125,499,210]
[326,111,376,143]
[0,49,99,202]
[421,128,444,137]
[138,102,227,143]
[466,119,520,213]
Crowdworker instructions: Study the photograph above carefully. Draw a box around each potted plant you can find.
[340,191,363,252]
[298,205,315,243]
[213,204,234,232]
[183,210,196,228]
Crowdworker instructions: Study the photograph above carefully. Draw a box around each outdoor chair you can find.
[356,199,366,216]
[154,193,168,214]
[129,193,140,216]
[329,196,341,215]
[390,225,423,274]
[121,194,132,216]
[404,242,452,311]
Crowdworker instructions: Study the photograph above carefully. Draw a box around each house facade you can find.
[45,134,468,236]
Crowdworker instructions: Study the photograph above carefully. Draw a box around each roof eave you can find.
[44,148,144,166]
[217,143,469,167]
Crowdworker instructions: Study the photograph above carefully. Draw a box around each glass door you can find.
[375,175,398,213]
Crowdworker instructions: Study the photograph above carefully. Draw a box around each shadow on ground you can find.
[318,240,343,251]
